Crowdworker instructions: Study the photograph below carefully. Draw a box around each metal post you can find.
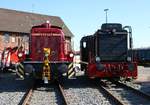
[123,26,133,61]
[104,9,109,23]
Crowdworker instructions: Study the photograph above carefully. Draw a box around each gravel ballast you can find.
[63,77,115,105]
[0,73,33,105]
[29,86,63,105]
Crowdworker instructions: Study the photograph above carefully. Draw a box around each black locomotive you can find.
[80,23,137,80]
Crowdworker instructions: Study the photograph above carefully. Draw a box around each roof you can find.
[0,8,73,37]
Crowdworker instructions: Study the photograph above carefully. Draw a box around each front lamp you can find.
[127,57,132,62]
[96,56,101,62]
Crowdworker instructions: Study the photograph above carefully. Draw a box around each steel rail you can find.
[18,85,34,105]
[113,81,150,100]
[56,81,68,105]
[95,81,124,105]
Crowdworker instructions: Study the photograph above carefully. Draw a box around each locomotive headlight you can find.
[18,53,23,57]
[127,57,132,62]
[95,57,104,71]
[69,53,74,58]
[96,56,101,62]
[112,28,116,33]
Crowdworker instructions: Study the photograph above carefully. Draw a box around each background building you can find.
[0,8,73,52]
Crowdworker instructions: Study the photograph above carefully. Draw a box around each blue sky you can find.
[1,0,150,50]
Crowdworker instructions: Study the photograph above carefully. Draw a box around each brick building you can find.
[0,8,73,53]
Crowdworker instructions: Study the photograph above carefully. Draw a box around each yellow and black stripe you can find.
[67,63,75,78]
[16,63,24,79]
[42,64,51,80]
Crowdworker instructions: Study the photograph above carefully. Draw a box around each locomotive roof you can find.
[0,8,73,37]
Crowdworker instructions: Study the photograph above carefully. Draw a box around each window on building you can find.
[11,37,15,42]
[24,35,29,43]
[4,33,10,43]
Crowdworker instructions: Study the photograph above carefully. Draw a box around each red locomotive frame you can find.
[87,62,137,79]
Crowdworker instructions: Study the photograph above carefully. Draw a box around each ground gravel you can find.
[63,76,115,105]
[29,85,64,105]
[0,73,33,105]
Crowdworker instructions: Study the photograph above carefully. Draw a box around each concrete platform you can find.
[135,66,150,83]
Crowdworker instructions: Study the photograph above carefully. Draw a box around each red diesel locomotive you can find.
[80,23,137,81]
[23,21,74,83]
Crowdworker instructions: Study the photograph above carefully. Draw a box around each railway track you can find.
[0,73,34,105]
[18,82,35,105]
[96,80,150,105]
[19,81,68,105]
[56,81,68,105]
[19,77,114,105]
[18,77,150,105]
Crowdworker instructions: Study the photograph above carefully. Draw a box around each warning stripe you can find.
[16,63,24,79]
[68,63,73,69]
[43,64,51,80]
[67,63,75,78]
[18,67,24,75]
[68,67,73,74]
[16,72,24,79]
[19,63,24,69]
[68,71,75,78]
[18,64,24,74]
